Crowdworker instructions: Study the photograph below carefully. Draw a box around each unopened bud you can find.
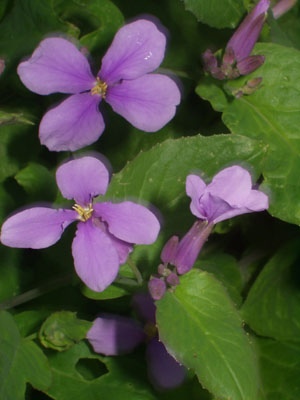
[148,278,166,301]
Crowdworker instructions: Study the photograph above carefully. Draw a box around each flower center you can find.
[72,203,93,222]
[91,77,107,98]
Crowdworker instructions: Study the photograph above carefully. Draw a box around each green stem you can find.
[127,257,143,285]
[0,274,73,310]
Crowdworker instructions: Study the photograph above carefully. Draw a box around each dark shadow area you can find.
[76,357,108,380]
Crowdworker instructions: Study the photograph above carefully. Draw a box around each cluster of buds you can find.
[203,0,270,80]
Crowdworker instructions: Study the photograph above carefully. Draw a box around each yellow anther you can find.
[72,203,93,222]
[91,77,108,98]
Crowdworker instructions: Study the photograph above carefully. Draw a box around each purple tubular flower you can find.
[160,235,179,264]
[0,156,160,292]
[226,0,270,62]
[17,20,181,152]
[272,0,297,19]
[86,293,185,390]
[186,165,269,225]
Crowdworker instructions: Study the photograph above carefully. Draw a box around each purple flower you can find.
[203,0,270,80]
[174,165,269,274]
[87,293,185,390]
[272,0,297,19]
[17,19,181,152]
[0,156,160,292]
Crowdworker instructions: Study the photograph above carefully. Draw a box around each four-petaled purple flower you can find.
[17,19,181,151]
[87,292,185,390]
[203,0,270,80]
[174,165,269,274]
[0,156,160,292]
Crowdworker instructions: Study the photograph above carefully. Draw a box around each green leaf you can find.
[0,311,51,400]
[0,110,34,126]
[156,270,259,400]
[196,77,229,112]
[242,239,300,342]
[15,162,57,201]
[46,341,156,400]
[81,284,129,300]
[39,311,92,351]
[199,43,300,225]
[103,135,265,274]
[256,338,300,400]
[182,0,245,28]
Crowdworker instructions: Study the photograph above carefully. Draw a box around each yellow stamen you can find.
[72,203,93,222]
[91,77,108,98]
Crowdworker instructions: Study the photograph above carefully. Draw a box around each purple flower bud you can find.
[160,235,179,264]
[148,278,166,300]
[0,59,5,75]
[174,221,213,275]
[166,272,180,287]
[272,0,297,19]
[202,49,226,80]
[237,55,265,75]
[222,47,235,66]
[226,0,270,62]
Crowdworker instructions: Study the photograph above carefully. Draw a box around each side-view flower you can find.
[203,0,270,80]
[175,165,269,274]
[17,18,181,151]
[0,156,160,292]
[87,292,185,390]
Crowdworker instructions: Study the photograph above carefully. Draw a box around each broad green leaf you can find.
[15,162,57,201]
[256,338,300,400]
[196,253,243,306]
[39,311,92,351]
[0,247,22,303]
[103,135,265,274]
[156,270,259,400]
[182,0,245,28]
[198,43,300,225]
[0,311,51,400]
[242,239,300,341]
[196,76,229,112]
[46,340,156,400]
[0,110,34,126]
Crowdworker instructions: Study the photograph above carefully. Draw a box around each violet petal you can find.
[160,235,179,264]
[0,207,76,249]
[237,55,265,75]
[56,156,109,205]
[87,314,146,356]
[99,19,166,84]
[105,74,180,132]
[72,220,119,292]
[17,38,95,95]
[93,201,160,245]
[186,174,207,219]
[146,338,185,390]
[39,93,104,152]
[132,292,156,324]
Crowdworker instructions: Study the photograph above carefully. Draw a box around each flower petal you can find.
[244,189,269,211]
[56,156,109,205]
[0,207,76,249]
[17,38,95,95]
[132,292,156,324]
[86,314,146,356]
[105,74,180,132]
[207,166,252,206]
[93,201,160,244]
[72,220,119,292]
[186,174,207,219]
[39,93,104,152]
[99,19,166,84]
[146,339,185,390]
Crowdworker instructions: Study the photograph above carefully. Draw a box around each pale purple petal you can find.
[0,207,76,249]
[132,292,156,323]
[105,74,180,132]
[226,0,270,61]
[146,339,185,390]
[186,174,207,219]
[160,236,179,264]
[72,220,119,292]
[56,156,109,205]
[93,201,160,244]
[174,220,213,274]
[272,0,297,19]
[207,166,252,206]
[86,314,146,356]
[99,19,166,84]
[39,93,104,152]
[17,38,95,95]
[244,189,269,211]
